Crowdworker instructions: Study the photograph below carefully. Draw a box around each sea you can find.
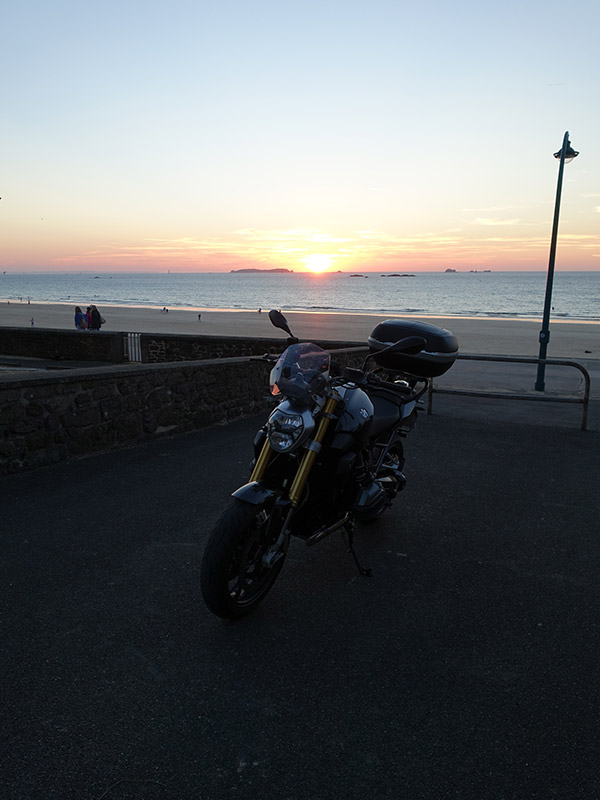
[1,271,599,322]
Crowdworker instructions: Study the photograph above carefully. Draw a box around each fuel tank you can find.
[331,385,374,449]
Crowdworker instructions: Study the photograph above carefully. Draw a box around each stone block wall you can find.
[0,347,367,475]
[0,326,125,363]
[140,333,362,362]
[0,326,362,366]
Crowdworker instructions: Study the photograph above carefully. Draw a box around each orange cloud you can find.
[45,223,600,273]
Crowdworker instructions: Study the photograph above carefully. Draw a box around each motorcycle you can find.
[201,310,458,618]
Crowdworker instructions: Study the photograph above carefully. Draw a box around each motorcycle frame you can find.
[234,370,428,557]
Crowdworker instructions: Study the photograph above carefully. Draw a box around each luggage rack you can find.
[426,354,591,431]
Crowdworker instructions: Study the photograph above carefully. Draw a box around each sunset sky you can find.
[2,0,599,273]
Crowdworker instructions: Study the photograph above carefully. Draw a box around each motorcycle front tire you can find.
[201,498,286,619]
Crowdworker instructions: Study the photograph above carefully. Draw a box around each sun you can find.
[303,253,333,273]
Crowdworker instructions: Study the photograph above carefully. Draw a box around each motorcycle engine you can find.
[353,479,387,520]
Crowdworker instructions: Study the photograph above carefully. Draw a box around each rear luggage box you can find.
[368,319,458,377]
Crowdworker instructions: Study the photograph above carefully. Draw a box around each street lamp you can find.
[535,131,579,391]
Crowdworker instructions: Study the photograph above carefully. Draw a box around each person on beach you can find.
[86,306,93,328]
[90,305,104,331]
[74,306,87,330]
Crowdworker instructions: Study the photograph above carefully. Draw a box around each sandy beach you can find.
[1,300,599,359]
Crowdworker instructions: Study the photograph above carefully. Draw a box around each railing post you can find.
[427,380,434,415]
[427,354,590,430]
[125,332,142,362]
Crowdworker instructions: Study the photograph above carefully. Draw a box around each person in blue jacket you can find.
[74,306,87,330]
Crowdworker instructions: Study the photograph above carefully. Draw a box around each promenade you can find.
[2,385,599,799]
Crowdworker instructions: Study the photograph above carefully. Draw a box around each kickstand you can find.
[343,520,372,577]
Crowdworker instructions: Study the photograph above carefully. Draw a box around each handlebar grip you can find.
[379,380,412,395]
[250,353,279,362]
[343,367,364,381]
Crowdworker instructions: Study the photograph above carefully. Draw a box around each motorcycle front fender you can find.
[232,481,281,505]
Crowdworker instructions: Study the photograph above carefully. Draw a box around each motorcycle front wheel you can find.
[201,498,286,619]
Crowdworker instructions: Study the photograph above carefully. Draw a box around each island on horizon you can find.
[230,268,293,273]
[445,268,492,273]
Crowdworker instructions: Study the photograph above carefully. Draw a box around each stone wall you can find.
[0,347,367,476]
[0,326,125,363]
[0,326,362,365]
[141,334,361,363]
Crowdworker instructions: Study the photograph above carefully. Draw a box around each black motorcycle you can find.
[201,311,458,618]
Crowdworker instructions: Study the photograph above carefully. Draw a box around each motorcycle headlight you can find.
[267,408,312,452]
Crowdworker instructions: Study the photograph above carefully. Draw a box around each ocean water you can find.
[1,271,599,321]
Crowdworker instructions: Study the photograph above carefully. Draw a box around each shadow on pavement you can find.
[2,392,599,799]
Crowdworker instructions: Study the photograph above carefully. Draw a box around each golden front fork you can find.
[288,395,339,507]
[250,395,340,506]
[249,437,273,483]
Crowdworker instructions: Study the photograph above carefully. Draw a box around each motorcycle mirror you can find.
[268,309,294,338]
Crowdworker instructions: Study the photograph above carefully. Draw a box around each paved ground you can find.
[2,383,599,799]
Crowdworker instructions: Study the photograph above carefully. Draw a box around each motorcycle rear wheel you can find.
[201,498,286,619]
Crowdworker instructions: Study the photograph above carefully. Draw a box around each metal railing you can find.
[427,355,591,431]
[125,332,142,362]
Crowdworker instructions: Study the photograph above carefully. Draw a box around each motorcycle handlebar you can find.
[250,353,279,362]
[251,352,429,402]
[341,368,428,401]
[369,374,429,402]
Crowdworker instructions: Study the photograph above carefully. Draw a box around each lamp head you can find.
[554,140,579,163]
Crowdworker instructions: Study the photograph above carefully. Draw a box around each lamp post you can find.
[534,131,579,391]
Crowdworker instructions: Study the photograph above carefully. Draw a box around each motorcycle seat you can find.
[368,383,408,408]
[369,393,402,438]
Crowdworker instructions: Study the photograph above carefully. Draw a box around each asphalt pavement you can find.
[2,386,599,799]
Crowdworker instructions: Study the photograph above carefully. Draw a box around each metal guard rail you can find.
[426,355,591,431]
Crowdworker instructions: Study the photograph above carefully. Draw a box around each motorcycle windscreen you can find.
[270,343,331,401]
